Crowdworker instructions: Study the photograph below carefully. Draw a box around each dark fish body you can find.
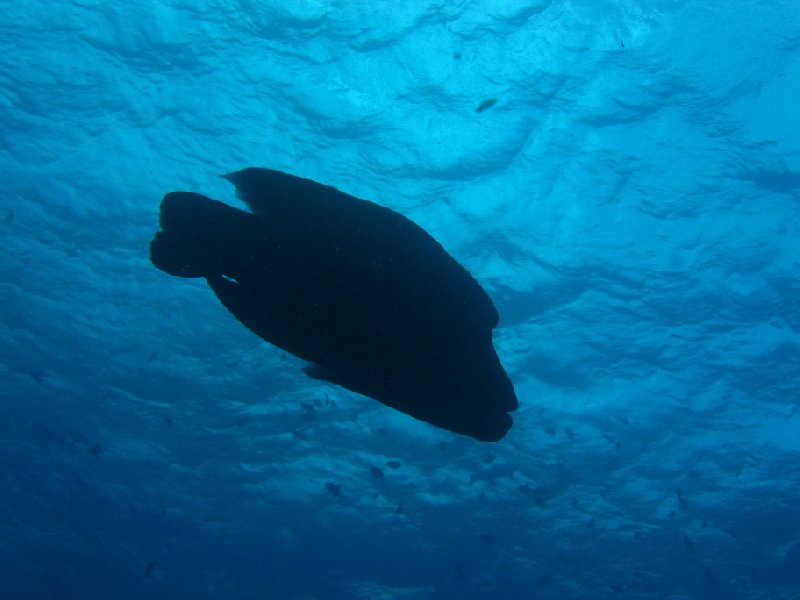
[325,482,341,498]
[476,98,498,113]
[150,168,517,441]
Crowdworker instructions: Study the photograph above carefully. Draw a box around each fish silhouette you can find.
[150,168,517,441]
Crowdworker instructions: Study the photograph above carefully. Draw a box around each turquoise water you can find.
[1,2,798,598]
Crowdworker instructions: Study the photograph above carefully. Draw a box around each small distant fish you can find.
[556,554,578,567]
[368,465,384,479]
[683,533,695,553]
[676,488,688,510]
[300,401,315,413]
[724,527,740,540]
[88,443,103,457]
[386,460,402,470]
[519,484,550,508]
[395,503,404,515]
[620,41,625,48]
[163,414,174,430]
[292,430,308,441]
[544,424,555,436]
[325,482,341,498]
[564,427,576,441]
[609,583,625,594]
[144,559,158,577]
[478,533,496,545]
[476,98,497,113]
[470,462,517,484]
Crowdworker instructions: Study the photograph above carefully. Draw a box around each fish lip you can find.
[461,410,513,442]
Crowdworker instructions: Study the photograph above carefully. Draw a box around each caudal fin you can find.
[149,192,218,278]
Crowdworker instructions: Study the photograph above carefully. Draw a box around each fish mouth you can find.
[431,406,512,442]
[470,411,513,442]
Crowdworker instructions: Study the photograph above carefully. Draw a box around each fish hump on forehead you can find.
[222,167,499,329]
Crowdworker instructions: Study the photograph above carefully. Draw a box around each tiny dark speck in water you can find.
[476,98,497,113]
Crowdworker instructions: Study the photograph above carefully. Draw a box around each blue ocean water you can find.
[1,1,799,598]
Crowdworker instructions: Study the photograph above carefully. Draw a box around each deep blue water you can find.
[2,2,799,599]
